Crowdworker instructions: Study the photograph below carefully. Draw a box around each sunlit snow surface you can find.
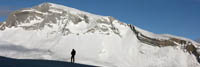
[0,3,200,67]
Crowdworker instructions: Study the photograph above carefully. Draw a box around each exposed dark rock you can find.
[139,34,177,47]
[86,28,95,33]
[68,14,82,24]
[0,22,6,30]
[83,15,89,23]
[79,14,89,23]
[170,38,187,44]
[128,24,200,64]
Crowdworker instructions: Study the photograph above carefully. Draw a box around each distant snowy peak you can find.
[3,2,101,27]
[0,2,127,36]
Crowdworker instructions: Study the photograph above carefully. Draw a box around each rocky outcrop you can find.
[0,22,6,30]
[128,24,176,47]
[128,24,200,64]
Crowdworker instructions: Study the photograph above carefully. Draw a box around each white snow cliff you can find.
[0,2,200,67]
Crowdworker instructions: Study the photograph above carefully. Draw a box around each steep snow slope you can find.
[0,3,200,67]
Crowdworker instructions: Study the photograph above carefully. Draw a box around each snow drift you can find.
[0,2,200,67]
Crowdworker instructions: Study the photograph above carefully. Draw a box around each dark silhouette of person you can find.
[71,49,76,63]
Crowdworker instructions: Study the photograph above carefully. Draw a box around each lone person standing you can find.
[71,49,76,63]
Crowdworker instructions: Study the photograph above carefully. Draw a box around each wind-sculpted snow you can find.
[0,2,200,67]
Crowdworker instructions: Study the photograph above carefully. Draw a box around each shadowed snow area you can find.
[0,41,50,59]
[0,43,44,52]
[0,56,96,67]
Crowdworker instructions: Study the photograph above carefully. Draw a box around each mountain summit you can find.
[0,2,200,67]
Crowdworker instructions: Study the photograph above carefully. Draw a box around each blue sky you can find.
[0,0,200,40]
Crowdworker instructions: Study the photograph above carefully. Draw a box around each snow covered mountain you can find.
[0,2,200,67]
